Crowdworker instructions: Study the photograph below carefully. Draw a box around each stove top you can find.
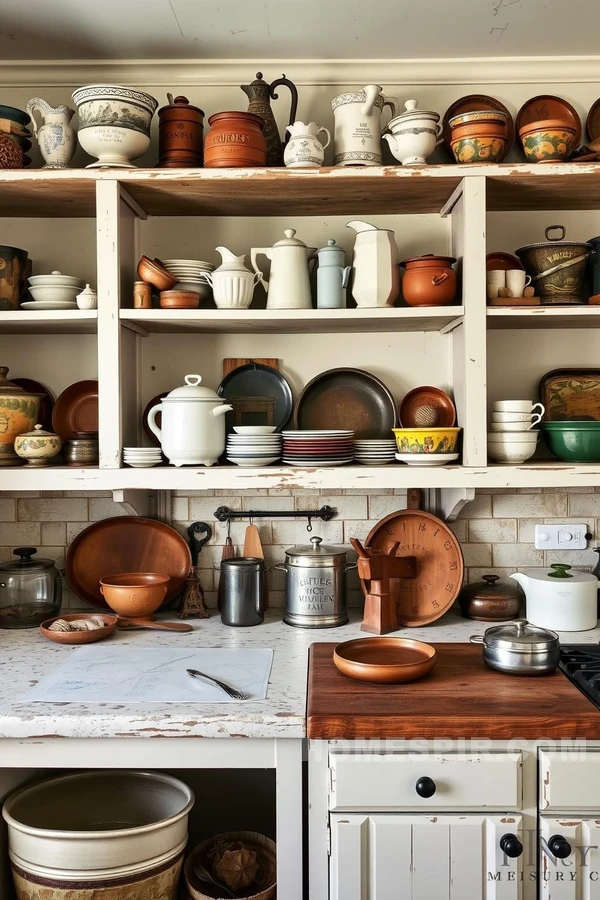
[559,645,600,710]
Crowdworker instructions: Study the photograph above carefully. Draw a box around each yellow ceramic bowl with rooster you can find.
[392,427,461,455]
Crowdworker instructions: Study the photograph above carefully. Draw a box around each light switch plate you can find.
[534,523,588,551]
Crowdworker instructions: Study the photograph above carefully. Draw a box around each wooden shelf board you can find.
[487,306,600,329]
[0,310,97,334]
[0,170,98,217]
[486,163,600,211]
[120,307,464,334]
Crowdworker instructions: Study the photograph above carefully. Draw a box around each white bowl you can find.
[28,284,81,304]
[487,444,537,464]
[233,426,278,435]
[28,272,84,288]
[227,457,280,466]
[487,432,539,444]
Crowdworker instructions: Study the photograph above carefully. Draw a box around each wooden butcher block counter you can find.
[307,643,600,740]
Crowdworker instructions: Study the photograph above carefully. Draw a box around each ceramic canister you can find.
[157,95,204,167]
[0,368,42,466]
[317,240,352,309]
[0,246,28,310]
[204,111,267,168]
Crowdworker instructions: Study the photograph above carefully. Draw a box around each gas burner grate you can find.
[559,645,600,709]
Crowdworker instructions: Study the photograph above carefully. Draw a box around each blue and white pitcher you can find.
[26,98,76,169]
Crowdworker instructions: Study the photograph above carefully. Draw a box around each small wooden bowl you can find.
[334,637,437,684]
[100,572,170,617]
[40,613,118,644]
[136,255,177,291]
[159,290,200,309]
[400,386,456,428]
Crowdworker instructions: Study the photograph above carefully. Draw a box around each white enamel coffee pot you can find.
[251,229,316,309]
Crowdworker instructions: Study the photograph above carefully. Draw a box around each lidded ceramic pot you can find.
[401,254,457,307]
[157,94,205,168]
[459,574,524,622]
[275,535,355,628]
[383,100,442,165]
[317,239,352,309]
[511,565,598,631]
[147,375,232,467]
[204,111,267,168]
[0,367,42,466]
[14,424,62,466]
[76,284,97,309]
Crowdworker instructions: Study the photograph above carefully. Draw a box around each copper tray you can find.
[486,251,525,272]
[442,94,515,159]
[400,386,456,428]
[516,94,582,146]
[334,637,436,684]
[295,368,398,440]
[587,98,600,142]
[66,517,191,610]
[52,380,98,440]
[539,368,600,421]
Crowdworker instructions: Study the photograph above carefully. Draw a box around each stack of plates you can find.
[161,259,214,296]
[353,439,397,465]
[123,447,162,468]
[282,430,354,467]
[226,428,282,467]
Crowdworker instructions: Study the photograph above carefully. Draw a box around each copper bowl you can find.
[333,637,437,684]
[159,290,200,309]
[136,256,177,291]
[40,612,118,644]
[99,572,170,617]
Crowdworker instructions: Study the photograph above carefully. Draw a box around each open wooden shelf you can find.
[487,306,600,329]
[0,170,98,217]
[120,306,464,335]
[0,310,97,334]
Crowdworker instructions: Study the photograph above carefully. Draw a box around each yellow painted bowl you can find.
[392,427,461,454]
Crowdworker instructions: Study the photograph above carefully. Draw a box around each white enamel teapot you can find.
[147,375,232,467]
[251,229,316,309]
[284,121,331,168]
[511,565,598,632]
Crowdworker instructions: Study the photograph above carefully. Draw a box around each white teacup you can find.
[492,411,544,426]
[486,269,506,299]
[493,400,545,415]
[487,432,539,444]
[488,422,535,432]
[505,270,532,297]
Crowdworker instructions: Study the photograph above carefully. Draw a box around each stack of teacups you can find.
[488,400,544,464]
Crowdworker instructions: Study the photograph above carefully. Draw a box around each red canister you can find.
[204,111,267,168]
[157,95,204,168]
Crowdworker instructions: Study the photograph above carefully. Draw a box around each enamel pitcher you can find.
[331,84,398,166]
[26,98,76,169]
[251,229,316,309]
[347,220,400,308]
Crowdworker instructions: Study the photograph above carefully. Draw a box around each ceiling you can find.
[1,0,599,60]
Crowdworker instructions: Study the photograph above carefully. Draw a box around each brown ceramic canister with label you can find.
[204,111,267,168]
[157,95,204,167]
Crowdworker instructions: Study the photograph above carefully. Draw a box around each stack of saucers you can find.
[161,259,214,299]
[282,430,354,467]
[353,438,397,465]
[226,426,282,467]
[123,447,162,468]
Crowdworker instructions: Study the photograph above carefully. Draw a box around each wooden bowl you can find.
[334,637,436,684]
[99,572,170,617]
[136,255,177,291]
[40,612,118,644]
[400,386,456,428]
[159,290,200,309]
[518,123,576,162]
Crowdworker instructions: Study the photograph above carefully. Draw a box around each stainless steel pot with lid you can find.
[470,618,560,675]
[276,535,355,628]
[0,547,62,629]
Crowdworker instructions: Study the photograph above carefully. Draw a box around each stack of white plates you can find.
[353,439,396,466]
[161,259,215,296]
[282,430,354,467]
[227,428,282,466]
[123,447,163,468]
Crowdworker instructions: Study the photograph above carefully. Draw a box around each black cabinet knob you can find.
[415,776,436,798]
[548,835,572,859]
[500,833,523,858]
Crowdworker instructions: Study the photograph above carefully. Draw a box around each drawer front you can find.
[330,752,522,811]
[540,750,600,812]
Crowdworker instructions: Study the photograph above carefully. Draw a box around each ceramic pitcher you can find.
[347,220,400,308]
[198,246,261,310]
[251,229,316,309]
[331,85,398,166]
[26,98,76,169]
[284,121,331,168]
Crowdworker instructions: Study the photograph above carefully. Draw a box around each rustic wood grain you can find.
[307,642,600,739]
[222,358,279,377]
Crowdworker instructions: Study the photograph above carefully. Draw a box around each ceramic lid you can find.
[17,423,59,439]
[318,239,344,255]
[389,99,440,124]
[518,564,597,583]
[0,547,56,571]
[0,366,24,394]
[163,374,221,401]
[158,93,204,116]
[273,228,308,248]
[401,254,457,267]
[482,618,559,650]
[284,535,347,565]
[76,283,97,299]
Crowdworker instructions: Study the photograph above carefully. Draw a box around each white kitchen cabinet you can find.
[540,751,600,813]
[330,813,524,900]
[539,817,600,900]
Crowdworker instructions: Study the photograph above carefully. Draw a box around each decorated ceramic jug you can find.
[284,121,331,168]
[26,98,76,169]
[331,85,398,166]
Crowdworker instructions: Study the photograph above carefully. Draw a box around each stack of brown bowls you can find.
[448,110,509,163]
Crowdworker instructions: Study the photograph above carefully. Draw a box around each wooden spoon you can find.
[117,617,193,633]
[244,523,269,609]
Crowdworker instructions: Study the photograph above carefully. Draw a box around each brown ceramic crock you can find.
[459,574,524,622]
[157,95,204,167]
[401,254,457,307]
[204,111,267,168]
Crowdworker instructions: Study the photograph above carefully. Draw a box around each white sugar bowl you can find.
[76,284,97,309]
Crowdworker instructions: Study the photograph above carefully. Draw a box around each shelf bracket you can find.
[422,487,475,522]
[112,489,152,517]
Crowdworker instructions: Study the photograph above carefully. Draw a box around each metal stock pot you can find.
[470,618,560,675]
[276,536,355,628]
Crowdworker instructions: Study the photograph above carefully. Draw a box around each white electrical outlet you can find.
[534,523,589,551]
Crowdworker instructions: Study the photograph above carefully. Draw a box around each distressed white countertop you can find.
[1,610,600,740]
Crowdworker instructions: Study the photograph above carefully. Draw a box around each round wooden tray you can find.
[334,637,436,684]
[52,380,98,440]
[399,386,456,428]
[66,517,191,610]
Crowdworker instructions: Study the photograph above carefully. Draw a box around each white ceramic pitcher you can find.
[347,220,400,308]
[331,84,398,166]
[198,246,260,309]
[26,98,76,169]
[251,229,316,309]
[284,121,331,168]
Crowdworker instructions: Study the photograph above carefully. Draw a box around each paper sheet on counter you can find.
[24,647,273,702]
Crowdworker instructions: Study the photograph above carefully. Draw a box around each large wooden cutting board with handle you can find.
[222,358,278,377]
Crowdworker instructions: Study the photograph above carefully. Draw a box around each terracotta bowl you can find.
[159,290,200,309]
[40,612,118,644]
[136,256,177,291]
[451,135,508,163]
[518,122,577,162]
[99,573,170,617]
[334,637,437,684]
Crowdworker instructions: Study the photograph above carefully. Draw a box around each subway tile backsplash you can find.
[0,488,598,611]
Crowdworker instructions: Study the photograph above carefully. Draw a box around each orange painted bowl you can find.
[99,572,170,617]
[450,134,508,163]
[518,121,577,162]
[334,637,437,684]
[449,109,509,143]
[40,612,118,644]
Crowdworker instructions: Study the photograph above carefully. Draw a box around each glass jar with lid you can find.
[0,547,62,628]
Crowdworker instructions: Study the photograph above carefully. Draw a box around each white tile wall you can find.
[0,488,597,612]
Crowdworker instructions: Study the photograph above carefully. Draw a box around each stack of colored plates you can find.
[123,447,163,468]
[353,439,397,465]
[226,432,282,467]
[282,430,354,467]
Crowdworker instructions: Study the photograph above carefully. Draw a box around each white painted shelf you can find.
[487,306,600,329]
[0,310,97,334]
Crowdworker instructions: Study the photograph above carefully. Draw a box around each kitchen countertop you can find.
[2,610,600,740]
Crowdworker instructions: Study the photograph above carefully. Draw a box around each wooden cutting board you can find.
[222,358,279,377]
[307,643,600,740]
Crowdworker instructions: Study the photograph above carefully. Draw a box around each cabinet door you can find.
[330,813,523,900]
[540,817,600,900]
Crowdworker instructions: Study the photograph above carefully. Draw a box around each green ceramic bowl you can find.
[542,421,600,462]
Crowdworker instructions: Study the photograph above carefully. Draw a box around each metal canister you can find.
[277,536,354,628]
[157,94,204,168]
[220,557,265,627]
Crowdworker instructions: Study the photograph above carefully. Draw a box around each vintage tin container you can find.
[276,535,354,628]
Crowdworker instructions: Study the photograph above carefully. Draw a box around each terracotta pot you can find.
[0,368,42,466]
[401,255,457,307]
[157,95,204,167]
[99,572,170,617]
[204,111,267,168]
